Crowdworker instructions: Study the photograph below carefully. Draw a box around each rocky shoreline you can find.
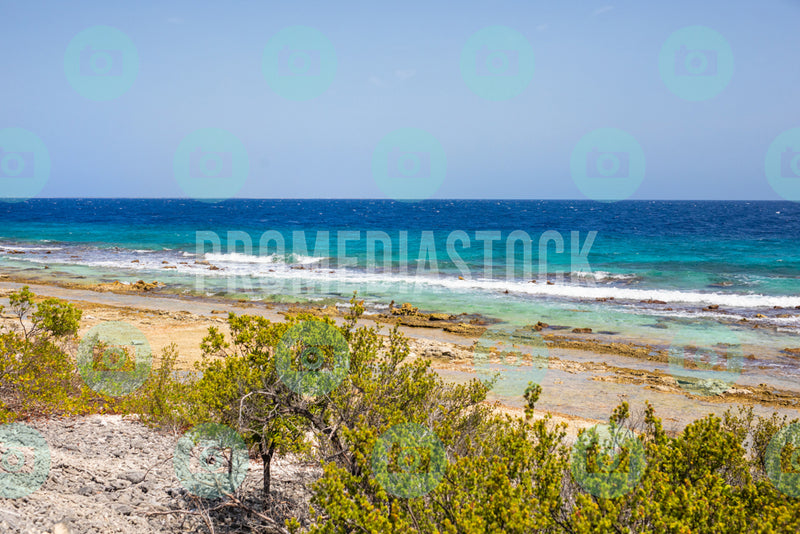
[2,278,799,414]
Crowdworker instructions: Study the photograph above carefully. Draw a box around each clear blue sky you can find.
[2,0,799,199]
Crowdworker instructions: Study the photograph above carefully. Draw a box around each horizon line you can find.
[1,197,790,202]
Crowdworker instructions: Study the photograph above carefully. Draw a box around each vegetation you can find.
[1,288,799,532]
[0,286,94,421]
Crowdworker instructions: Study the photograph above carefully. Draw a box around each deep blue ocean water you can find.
[2,199,800,305]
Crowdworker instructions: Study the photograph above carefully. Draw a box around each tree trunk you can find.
[260,440,276,505]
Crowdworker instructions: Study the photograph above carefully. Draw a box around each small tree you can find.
[191,313,315,502]
[0,287,87,421]
[5,285,81,341]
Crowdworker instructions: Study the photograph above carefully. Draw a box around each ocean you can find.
[2,199,800,379]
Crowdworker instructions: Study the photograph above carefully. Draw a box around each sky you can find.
[1,0,799,200]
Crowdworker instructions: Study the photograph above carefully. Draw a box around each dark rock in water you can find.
[391,302,419,316]
[596,297,614,302]
[132,280,160,291]
[572,327,592,334]
[546,281,554,285]
[532,321,549,331]
[783,348,800,356]
[705,304,719,310]
[677,378,731,396]
[442,323,484,336]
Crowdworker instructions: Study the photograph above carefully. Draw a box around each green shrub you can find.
[121,343,191,431]
[4,287,800,532]
[0,287,99,421]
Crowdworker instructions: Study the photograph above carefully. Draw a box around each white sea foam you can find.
[204,252,327,265]
[8,246,800,309]
[192,265,800,309]
[572,270,637,281]
[0,245,64,252]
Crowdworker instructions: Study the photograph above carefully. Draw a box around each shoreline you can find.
[2,273,799,434]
